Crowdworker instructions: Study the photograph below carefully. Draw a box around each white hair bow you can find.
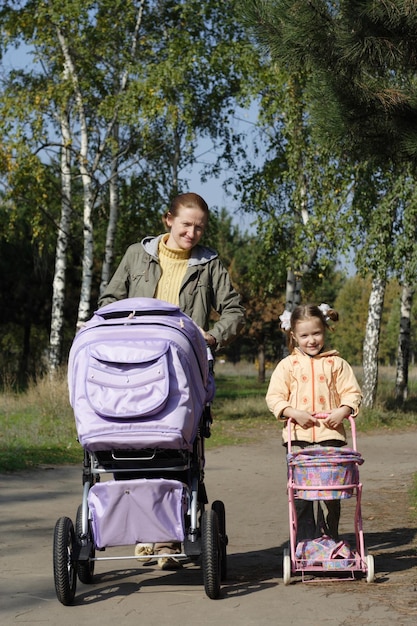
[279,309,292,331]
[318,303,331,320]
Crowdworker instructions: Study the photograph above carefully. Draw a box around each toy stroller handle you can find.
[286,415,357,452]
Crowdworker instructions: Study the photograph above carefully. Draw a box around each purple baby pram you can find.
[53,298,227,605]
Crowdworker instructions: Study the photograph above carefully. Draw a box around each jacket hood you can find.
[141,234,218,266]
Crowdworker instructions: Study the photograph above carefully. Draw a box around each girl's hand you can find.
[321,407,350,429]
[292,410,319,429]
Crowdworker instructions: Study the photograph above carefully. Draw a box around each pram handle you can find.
[206,346,214,373]
[286,415,357,453]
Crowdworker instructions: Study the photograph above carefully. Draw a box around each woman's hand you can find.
[199,327,217,348]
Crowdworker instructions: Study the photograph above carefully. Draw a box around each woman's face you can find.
[291,317,325,356]
[165,206,207,251]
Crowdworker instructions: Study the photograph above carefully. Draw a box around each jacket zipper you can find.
[310,358,316,442]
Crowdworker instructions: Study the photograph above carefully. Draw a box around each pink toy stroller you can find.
[283,415,375,584]
[53,298,227,605]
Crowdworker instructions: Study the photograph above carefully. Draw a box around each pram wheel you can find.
[283,547,291,585]
[201,508,221,599]
[53,516,77,605]
[211,500,227,580]
[366,554,375,583]
[75,504,95,584]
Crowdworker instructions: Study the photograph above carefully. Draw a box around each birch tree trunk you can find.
[48,111,72,374]
[99,6,144,297]
[362,276,386,408]
[99,124,119,297]
[284,76,318,317]
[55,6,145,326]
[395,283,414,403]
[285,268,302,312]
[54,26,94,329]
[77,173,95,326]
[74,91,95,327]
[257,341,266,384]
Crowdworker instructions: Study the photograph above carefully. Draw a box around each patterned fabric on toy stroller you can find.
[53,298,227,605]
[283,416,375,584]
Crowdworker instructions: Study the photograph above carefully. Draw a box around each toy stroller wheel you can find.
[212,500,227,581]
[283,547,291,586]
[53,516,77,605]
[201,509,221,599]
[366,554,375,583]
[75,504,95,584]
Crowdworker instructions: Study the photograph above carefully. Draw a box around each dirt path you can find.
[1,427,417,625]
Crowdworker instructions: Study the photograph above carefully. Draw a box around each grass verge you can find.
[1,363,417,473]
[0,371,81,472]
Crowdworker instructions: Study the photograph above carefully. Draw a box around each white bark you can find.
[54,26,94,328]
[284,106,317,317]
[99,3,145,297]
[285,268,302,312]
[54,4,145,326]
[100,125,120,296]
[362,276,386,408]
[283,268,302,357]
[48,110,72,374]
[395,283,414,402]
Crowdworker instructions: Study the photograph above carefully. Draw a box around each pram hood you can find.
[68,297,215,452]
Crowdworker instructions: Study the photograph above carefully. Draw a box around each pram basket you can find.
[287,446,363,500]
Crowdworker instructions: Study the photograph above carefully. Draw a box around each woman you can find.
[98,192,244,350]
[98,192,245,569]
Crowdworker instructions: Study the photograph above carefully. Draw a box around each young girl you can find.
[266,303,362,542]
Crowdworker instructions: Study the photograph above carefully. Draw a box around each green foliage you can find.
[0,0,267,374]
[301,267,347,309]
[378,281,402,366]
[1,0,416,393]
[350,163,417,279]
[332,276,372,364]
[243,0,417,162]
[332,275,405,366]
[242,1,417,291]
[0,235,55,386]
[239,1,417,413]
[1,0,261,232]
[235,9,359,286]
[0,371,81,471]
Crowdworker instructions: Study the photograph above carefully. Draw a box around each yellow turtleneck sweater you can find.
[154,234,191,305]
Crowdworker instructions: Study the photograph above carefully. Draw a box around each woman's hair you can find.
[287,304,339,352]
[162,192,209,228]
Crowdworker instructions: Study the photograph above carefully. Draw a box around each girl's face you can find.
[291,317,325,356]
[165,206,207,251]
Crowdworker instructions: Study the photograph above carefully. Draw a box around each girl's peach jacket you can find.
[266,348,362,445]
